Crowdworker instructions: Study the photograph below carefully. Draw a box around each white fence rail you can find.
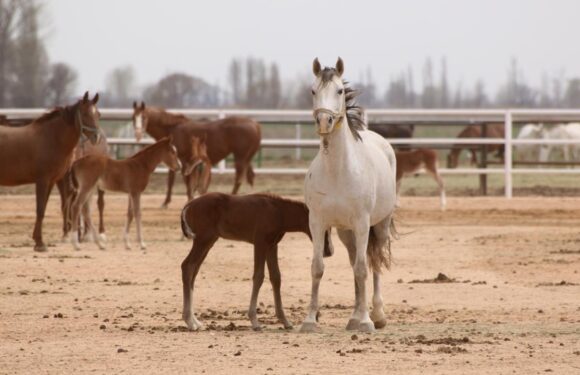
[4,108,580,198]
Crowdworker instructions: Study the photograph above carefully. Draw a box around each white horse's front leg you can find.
[350,221,374,332]
[300,219,326,333]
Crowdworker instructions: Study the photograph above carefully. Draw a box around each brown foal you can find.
[0,92,101,252]
[180,193,333,331]
[447,124,505,168]
[396,149,446,210]
[132,102,261,205]
[67,137,180,250]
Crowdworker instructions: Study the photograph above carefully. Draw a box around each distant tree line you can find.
[3,0,580,110]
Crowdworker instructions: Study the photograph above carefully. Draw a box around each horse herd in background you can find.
[2,58,580,332]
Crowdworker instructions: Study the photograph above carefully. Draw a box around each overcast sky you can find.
[46,0,580,95]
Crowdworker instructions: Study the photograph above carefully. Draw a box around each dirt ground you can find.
[0,193,579,374]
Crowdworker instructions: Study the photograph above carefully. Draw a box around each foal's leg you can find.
[248,243,267,331]
[81,195,104,250]
[300,219,327,332]
[161,170,175,209]
[56,178,68,241]
[97,189,106,241]
[123,197,134,250]
[426,168,446,210]
[32,181,54,252]
[266,244,292,329]
[70,188,92,251]
[181,237,216,330]
[132,193,146,250]
[183,173,193,202]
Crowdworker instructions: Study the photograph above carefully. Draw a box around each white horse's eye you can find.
[311,89,316,95]
[337,89,344,95]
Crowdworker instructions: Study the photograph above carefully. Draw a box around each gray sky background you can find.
[46,0,580,95]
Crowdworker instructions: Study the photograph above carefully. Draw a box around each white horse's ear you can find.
[133,101,137,109]
[336,57,344,77]
[313,58,321,76]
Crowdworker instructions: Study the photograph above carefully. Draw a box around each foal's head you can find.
[76,91,101,145]
[159,136,181,172]
[132,101,147,142]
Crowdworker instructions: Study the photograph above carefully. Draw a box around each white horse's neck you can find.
[318,117,360,178]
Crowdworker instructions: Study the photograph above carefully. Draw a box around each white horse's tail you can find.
[180,204,196,240]
[367,216,398,273]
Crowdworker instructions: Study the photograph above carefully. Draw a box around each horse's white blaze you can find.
[135,114,143,131]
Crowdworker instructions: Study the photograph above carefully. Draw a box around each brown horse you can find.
[447,124,504,168]
[369,123,415,151]
[0,92,101,252]
[396,149,446,210]
[57,128,109,242]
[67,136,180,251]
[180,193,333,331]
[132,102,261,206]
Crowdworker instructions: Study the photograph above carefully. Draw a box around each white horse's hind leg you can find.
[337,229,361,330]
[300,219,326,333]
[368,217,391,329]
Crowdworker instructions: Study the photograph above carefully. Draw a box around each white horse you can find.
[540,123,580,163]
[515,124,544,162]
[302,58,397,333]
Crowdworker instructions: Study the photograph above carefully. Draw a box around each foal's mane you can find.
[253,193,306,207]
[318,67,365,141]
[128,137,170,159]
[34,102,79,125]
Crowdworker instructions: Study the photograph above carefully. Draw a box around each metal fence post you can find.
[218,111,226,174]
[504,111,513,198]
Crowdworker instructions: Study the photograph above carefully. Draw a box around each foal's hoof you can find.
[99,233,107,242]
[346,318,360,331]
[373,318,387,329]
[252,325,263,332]
[160,203,170,209]
[33,244,48,253]
[299,322,319,333]
[359,321,375,333]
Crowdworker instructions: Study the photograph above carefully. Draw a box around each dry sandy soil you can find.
[0,193,579,374]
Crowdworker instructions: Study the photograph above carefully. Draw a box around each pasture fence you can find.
[3,108,580,198]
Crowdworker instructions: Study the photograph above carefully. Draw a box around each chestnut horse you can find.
[132,102,261,206]
[447,124,504,168]
[180,193,333,331]
[67,137,181,251]
[395,149,446,210]
[57,128,109,242]
[0,92,101,252]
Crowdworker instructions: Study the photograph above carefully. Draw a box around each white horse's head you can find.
[311,57,347,136]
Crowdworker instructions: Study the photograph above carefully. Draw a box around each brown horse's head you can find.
[159,135,181,172]
[132,101,147,142]
[77,91,101,145]
[183,135,212,194]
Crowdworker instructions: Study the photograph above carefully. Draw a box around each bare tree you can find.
[46,62,77,106]
[105,65,136,106]
[144,72,220,108]
[268,62,281,108]
[228,58,243,106]
[0,0,18,107]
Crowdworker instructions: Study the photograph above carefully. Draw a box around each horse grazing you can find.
[132,102,261,204]
[446,123,504,168]
[67,137,180,251]
[302,58,397,333]
[57,128,109,242]
[539,123,580,163]
[395,149,446,210]
[515,124,544,162]
[0,92,101,252]
[180,193,333,331]
[369,123,415,150]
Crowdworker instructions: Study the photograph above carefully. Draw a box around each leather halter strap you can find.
[312,107,345,135]
[76,109,99,143]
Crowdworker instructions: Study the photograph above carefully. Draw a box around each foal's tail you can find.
[367,216,398,273]
[180,203,196,240]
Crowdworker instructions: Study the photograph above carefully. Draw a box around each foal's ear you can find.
[83,91,89,103]
[133,101,137,109]
[335,57,344,77]
[312,58,321,76]
[92,93,99,105]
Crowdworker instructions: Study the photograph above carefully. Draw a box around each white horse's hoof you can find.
[359,321,375,333]
[299,322,319,333]
[139,243,147,250]
[99,233,107,242]
[346,318,360,331]
[184,316,203,331]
